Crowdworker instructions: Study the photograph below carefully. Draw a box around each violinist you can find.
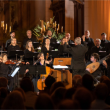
[41,38,52,53]
[0,54,10,78]
[24,40,35,65]
[7,38,20,57]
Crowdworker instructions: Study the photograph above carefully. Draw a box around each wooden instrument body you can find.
[37,66,53,90]
[86,62,100,74]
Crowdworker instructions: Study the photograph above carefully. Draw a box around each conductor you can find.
[64,35,88,77]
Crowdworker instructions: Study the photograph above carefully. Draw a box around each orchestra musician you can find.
[41,38,52,53]
[24,40,35,65]
[5,31,16,49]
[64,36,88,77]
[7,38,20,57]
[23,30,37,48]
[86,53,107,82]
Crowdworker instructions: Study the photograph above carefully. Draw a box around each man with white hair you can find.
[64,36,88,76]
[91,38,107,59]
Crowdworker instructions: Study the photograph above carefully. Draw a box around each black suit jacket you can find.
[64,42,88,70]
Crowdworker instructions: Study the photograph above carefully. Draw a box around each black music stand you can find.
[33,42,40,49]
[50,43,60,50]
[44,51,59,59]
[8,50,24,60]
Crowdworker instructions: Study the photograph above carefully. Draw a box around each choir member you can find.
[7,38,20,56]
[23,30,37,48]
[65,33,74,45]
[5,31,16,49]
[42,30,57,45]
[81,30,95,61]
[101,33,109,48]
[91,38,107,59]
[24,40,35,64]
[41,38,52,53]
[58,37,68,57]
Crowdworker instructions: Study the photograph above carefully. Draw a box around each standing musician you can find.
[7,38,20,57]
[64,36,88,77]
[101,33,110,48]
[58,37,68,57]
[23,30,37,48]
[42,30,57,46]
[24,40,35,65]
[41,38,52,53]
[91,38,107,59]
[5,31,16,49]
[86,53,107,82]
[82,30,95,61]
[65,33,74,45]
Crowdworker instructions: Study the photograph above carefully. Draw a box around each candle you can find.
[41,20,43,29]
[10,26,11,32]
[1,21,2,27]
[43,25,45,32]
[2,23,4,30]
[6,24,7,30]
[53,23,54,28]
[58,24,59,30]
[57,28,58,34]
[61,26,63,33]
[55,21,56,27]
[50,18,52,24]
[41,28,42,33]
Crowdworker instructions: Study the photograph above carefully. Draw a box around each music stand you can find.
[8,50,24,60]
[44,51,59,59]
[33,42,40,48]
[50,43,60,50]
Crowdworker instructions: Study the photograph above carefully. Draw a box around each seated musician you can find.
[42,30,57,46]
[86,53,107,82]
[24,40,35,65]
[5,31,16,49]
[23,30,37,48]
[41,38,52,53]
[7,38,20,57]
[34,52,52,66]
[65,33,74,45]
[91,38,107,59]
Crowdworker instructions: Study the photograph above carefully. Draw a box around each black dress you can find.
[24,49,34,65]
[41,46,52,53]
[7,45,20,57]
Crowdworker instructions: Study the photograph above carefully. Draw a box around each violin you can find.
[5,60,25,65]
